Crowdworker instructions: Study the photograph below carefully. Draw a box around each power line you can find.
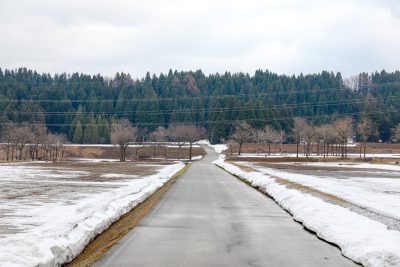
[0,95,398,116]
[1,81,400,103]
[0,108,398,127]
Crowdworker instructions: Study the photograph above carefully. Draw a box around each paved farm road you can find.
[95,148,357,267]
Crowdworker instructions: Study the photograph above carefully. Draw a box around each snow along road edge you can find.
[214,155,400,267]
[6,162,187,267]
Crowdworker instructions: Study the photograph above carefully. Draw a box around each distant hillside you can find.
[0,68,399,143]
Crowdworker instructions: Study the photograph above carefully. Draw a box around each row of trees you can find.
[230,116,386,159]
[1,68,400,143]
[3,117,400,162]
[0,124,67,162]
[110,119,206,161]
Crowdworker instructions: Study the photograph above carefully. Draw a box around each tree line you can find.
[110,119,206,161]
[231,116,400,159]
[0,68,399,143]
[2,117,400,162]
[0,123,67,161]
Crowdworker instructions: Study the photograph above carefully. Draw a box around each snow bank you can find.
[0,162,185,267]
[67,158,120,162]
[244,162,400,221]
[214,156,400,267]
[196,140,227,153]
[191,155,203,161]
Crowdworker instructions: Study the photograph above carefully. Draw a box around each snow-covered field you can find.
[0,160,185,267]
[214,156,400,266]
[298,161,400,171]
[230,152,400,158]
[241,161,400,221]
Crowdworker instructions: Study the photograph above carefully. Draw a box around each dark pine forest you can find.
[0,68,399,143]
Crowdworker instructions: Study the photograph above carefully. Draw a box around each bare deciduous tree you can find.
[1,124,14,161]
[250,128,264,155]
[277,129,286,154]
[184,125,207,161]
[392,124,400,143]
[314,126,325,156]
[250,125,277,156]
[29,125,46,161]
[227,139,236,155]
[316,124,336,157]
[149,126,167,159]
[167,125,207,160]
[333,117,354,158]
[357,117,373,158]
[231,121,252,155]
[343,75,359,91]
[111,119,137,162]
[43,133,55,160]
[303,124,315,157]
[43,133,68,162]
[1,123,61,162]
[54,134,67,162]
[167,125,187,160]
[292,118,307,157]
[15,124,31,160]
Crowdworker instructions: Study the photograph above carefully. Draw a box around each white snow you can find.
[191,155,203,161]
[196,140,227,153]
[214,156,400,267]
[65,144,115,147]
[0,162,185,267]
[231,152,400,158]
[298,161,400,172]
[100,173,139,178]
[166,144,201,148]
[241,162,400,221]
[67,158,120,162]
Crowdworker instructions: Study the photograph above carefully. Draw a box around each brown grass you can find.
[63,146,205,161]
[65,164,189,267]
[273,177,348,206]
[0,145,205,162]
[232,162,349,207]
[229,162,253,172]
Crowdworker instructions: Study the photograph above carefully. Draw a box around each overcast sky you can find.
[0,0,399,78]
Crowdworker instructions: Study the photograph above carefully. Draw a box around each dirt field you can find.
[64,145,204,161]
[0,145,205,162]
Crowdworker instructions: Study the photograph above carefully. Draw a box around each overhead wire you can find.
[0,95,397,116]
[0,108,398,127]
[0,81,399,103]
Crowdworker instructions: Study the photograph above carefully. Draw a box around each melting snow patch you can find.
[0,162,185,267]
[100,173,139,178]
[196,140,227,154]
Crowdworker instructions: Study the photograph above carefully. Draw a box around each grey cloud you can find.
[0,0,399,78]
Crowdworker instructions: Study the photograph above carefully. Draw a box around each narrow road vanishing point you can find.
[95,147,357,267]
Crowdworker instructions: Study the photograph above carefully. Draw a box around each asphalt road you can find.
[95,148,357,267]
